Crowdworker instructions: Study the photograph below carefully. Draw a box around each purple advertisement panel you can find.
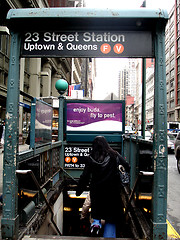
[35,100,53,143]
[66,102,123,132]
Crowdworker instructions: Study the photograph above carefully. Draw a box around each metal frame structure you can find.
[2,8,168,239]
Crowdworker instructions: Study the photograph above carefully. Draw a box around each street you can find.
[167,153,180,236]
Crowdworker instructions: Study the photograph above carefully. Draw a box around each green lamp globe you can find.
[55,79,68,95]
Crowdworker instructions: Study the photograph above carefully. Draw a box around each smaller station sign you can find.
[64,145,92,169]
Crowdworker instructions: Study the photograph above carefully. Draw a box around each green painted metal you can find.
[142,0,146,140]
[30,98,36,149]
[142,59,146,139]
[152,21,168,239]
[7,8,168,20]
[129,136,134,188]
[55,79,68,94]
[1,32,21,239]
[123,136,139,189]
[58,97,65,143]
[58,96,65,172]
[66,133,123,143]
[56,80,68,173]
[6,8,168,36]
[2,7,168,239]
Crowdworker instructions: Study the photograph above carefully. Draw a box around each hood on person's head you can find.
[92,136,109,150]
[91,136,111,162]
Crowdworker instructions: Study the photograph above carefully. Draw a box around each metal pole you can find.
[142,58,146,139]
[58,95,64,169]
[141,0,146,139]
[1,32,21,239]
[152,21,167,240]
[30,98,36,149]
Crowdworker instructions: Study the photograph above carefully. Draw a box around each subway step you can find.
[23,236,134,240]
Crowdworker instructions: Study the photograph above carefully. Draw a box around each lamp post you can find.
[55,79,68,141]
[55,79,68,168]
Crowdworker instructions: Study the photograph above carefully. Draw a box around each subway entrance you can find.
[1,7,168,240]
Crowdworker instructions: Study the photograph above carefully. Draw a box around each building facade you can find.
[0,0,93,143]
[175,0,180,120]
[165,6,176,121]
[145,65,154,129]
[118,68,128,100]
[118,2,179,131]
[165,0,180,123]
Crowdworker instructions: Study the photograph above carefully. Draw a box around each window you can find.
[178,109,180,119]
[166,51,169,61]
[170,45,174,55]
[5,35,10,56]
[170,69,174,78]
[4,72,8,86]
[166,73,169,81]
[165,40,169,49]
[177,6,179,23]
[166,64,169,72]
[178,90,180,104]
[169,13,174,25]
[170,59,174,69]
[170,35,174,44]
[178,39,180,55]
[170,80,174,88]
[178,74,180,89]
[177,22,180,35]
[170,100,175,108]
[170,25,174,35]
[169,112,175,121]
[178,57,180,73]
[170,90,174,98]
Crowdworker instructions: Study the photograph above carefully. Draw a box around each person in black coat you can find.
[76,136,130,237]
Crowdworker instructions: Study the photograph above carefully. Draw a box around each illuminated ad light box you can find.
[35,99,53,144]
[65,100,125,142]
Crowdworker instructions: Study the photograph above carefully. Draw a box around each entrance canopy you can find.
[6,8,168,58]
[7,8,168,31]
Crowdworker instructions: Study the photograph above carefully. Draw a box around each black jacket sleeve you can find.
[76,160,91,196]
[116,152,130,172]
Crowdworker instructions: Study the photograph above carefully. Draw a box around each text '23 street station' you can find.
[21,31,153,57]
